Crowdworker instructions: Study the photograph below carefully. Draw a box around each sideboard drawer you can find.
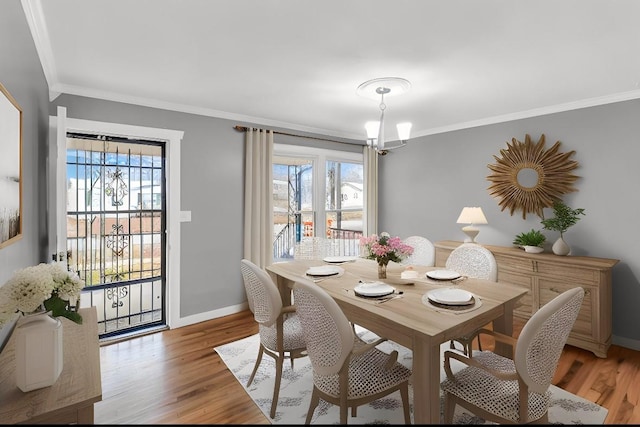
[535,261,598,284]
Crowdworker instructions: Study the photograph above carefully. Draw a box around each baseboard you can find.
[170,302,249,329]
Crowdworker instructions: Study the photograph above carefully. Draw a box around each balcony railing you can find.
[273,223,362,262]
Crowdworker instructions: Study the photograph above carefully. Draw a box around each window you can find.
[272,144,363,260]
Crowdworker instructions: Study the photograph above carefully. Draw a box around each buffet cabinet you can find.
[434,240,619,358]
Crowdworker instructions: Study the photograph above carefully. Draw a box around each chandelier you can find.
[357,77,412,155]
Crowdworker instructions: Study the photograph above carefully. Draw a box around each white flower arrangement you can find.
[0,262,85,328]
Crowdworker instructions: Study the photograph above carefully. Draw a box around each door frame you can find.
[48,107,185,328]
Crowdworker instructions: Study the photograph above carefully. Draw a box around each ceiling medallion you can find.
[486,134,580,219]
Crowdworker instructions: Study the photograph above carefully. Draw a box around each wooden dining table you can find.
[266,258,527,424]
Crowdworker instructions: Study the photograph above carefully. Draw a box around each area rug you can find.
[214,329,608,424]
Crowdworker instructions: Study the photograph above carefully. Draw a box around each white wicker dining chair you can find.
[401,235,435,266]
[445,242,498,282]
[445,242,498,354]
[239,259,307,419]
[292,279,412,424]
[440,286,584,424]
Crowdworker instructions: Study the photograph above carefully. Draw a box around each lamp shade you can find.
[456,207,488,225]
[396,122,412,141]
[365,121,380,140]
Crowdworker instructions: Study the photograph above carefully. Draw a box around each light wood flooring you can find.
[95,310,640,424]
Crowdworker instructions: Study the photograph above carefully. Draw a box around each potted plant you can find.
[540,200,586,256]
[513,229,546,253]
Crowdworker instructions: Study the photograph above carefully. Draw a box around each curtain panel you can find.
[363,146,378,236]
[243,128,274,268]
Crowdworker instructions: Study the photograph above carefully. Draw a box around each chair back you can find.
[401,235,435,266]
[240,259,283,327]
[294,237,338,260]
[445,242,498,282]
[292,279,354,376]
[515,287,585,394]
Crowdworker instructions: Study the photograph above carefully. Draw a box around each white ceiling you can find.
[23,0,640,143]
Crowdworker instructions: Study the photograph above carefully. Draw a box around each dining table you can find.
[266,257,527,424]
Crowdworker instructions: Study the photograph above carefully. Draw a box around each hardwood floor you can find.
[95,310,640,424]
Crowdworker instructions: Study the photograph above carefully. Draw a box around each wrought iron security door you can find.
[66,134,166,339]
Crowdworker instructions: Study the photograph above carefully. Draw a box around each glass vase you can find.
[378,261,388,279]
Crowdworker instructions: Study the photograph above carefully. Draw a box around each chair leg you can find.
[247,345,264,386]
[269,354,284,418]
[340,403,348,425]
[400,382,411,424]
[305,388,321,425]
[443,391,456,424]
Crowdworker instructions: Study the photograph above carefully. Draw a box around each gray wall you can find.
[0,1,50,281]
[0,0,50,345]
[379,99,640,349]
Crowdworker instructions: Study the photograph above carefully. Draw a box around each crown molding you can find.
[414,89,640,138]
[21,0,59,101]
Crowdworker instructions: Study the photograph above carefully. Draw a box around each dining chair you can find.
[440,286,585,424]
[239,259,307,419]
[445,242,498,282]
[400,235,435,266]
[445,242,498,354]
[292,279,412,424]
[293,237,338,260]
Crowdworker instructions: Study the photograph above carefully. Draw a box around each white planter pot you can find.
[524,245,544,254]
[14,311,63,392]
[552,236,571,256]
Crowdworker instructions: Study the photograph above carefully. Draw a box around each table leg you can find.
[269,271,293,306]
[411,337,442,424]
[492,300,515,358]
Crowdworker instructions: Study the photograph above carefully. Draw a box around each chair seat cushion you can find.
[313,340,412,399]
[441,351,550,422]
[259,312,306,351]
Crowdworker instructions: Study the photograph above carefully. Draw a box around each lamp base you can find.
[461,225,479,243]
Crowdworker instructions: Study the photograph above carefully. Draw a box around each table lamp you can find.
[456,207,488,243]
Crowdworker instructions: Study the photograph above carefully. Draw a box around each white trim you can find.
[172,302,249,329]
[53,83,364,141]
[413,89,640,137]
[21,0,60,101]
[51,113,184,329]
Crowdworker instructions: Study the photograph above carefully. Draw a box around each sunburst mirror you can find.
[486,134,580,219]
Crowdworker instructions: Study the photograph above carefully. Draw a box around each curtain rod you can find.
[233,125,351,144]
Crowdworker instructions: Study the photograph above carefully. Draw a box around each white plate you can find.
[305,265,343,277]
[426,288,474,305]
[426,269,461,281]
[354,282,396,297]
[323,256,358,264]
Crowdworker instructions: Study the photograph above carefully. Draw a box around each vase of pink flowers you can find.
[359,232,414,279]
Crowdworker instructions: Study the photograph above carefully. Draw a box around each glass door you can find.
[273,156,314,261]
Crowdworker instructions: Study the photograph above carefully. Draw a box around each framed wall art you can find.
[0,82,22,249]
[486,134,579,220]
